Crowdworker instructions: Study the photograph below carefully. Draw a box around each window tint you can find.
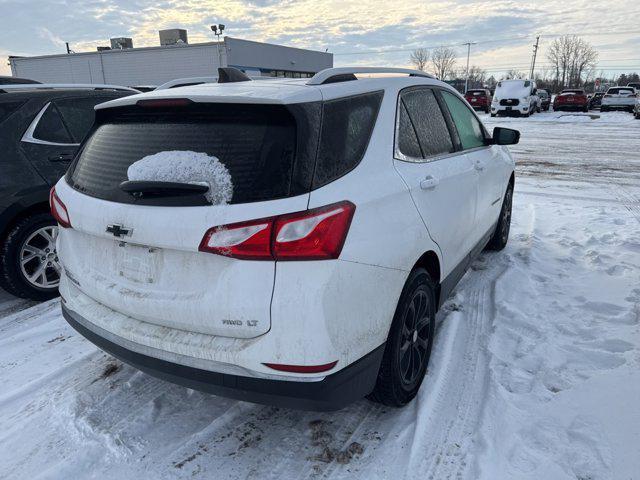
[441,91,485,150]
[33,104,73,144]
[397,102,422,159]
[0,100,24,123]
[55,96,117,143]
[69,104,299,205]
[312,91,383,188]
[400,89,453,159]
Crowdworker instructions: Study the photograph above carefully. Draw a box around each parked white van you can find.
[491,79,540,117]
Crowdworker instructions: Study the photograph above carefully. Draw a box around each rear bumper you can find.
[553,103,587,110]
[601,104,634,109]
[62,302,385,411]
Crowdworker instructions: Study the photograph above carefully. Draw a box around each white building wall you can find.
[9,37,332,86]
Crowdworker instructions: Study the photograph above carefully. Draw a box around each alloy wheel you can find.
[398,289,432,386]
[19,226,60,289]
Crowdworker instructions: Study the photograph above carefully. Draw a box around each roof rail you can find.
[307,67,435,86]
[0,83,139,93]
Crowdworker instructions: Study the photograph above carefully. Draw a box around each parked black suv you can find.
[0,85,135,300]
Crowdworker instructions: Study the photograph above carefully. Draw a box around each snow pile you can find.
[127,151,233,205]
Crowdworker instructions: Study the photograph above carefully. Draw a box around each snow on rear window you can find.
[127,151,233,205]
[495,80,530,98]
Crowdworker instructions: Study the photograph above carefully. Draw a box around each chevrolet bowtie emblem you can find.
[106,224,133,238]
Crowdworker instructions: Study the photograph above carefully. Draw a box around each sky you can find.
[1,0,639,79]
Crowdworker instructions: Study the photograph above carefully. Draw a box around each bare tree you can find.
[430,46,457,80]
[410,48,430,71]
[504,69,526,80]
[546,35,598,90]
[466,65,487,88]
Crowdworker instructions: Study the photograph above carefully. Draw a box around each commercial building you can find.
[9,36,333,86]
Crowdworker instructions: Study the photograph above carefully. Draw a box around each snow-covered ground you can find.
[1,111,639,479]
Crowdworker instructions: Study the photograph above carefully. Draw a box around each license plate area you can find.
[114,242,161,284]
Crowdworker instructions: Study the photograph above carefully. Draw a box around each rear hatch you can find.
[604,88,635,104]
[58,100,320,339]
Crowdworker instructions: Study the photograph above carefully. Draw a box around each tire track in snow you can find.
[611,185,640,224]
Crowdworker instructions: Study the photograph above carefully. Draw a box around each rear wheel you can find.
[368,268,436,407]
[486,182,513,251]
[0,213,60,300]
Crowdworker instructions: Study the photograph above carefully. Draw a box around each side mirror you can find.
[492,127,520,145]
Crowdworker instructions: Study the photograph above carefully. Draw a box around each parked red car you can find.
[553,89,589,112]
[464,89,492,113]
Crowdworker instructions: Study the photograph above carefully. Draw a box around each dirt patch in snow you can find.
[308,419,364,465]
[99,361,121,380]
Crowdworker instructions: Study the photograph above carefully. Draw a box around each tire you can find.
[486,182,513,251]
[0,213,60,300]
[368,268,436,407]
[601,106,608,112]
[490,113,496,117]
[485,107,490,114]
[583,106,588,113]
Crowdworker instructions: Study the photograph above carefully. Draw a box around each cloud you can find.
[0,0,638,78]
[37,27,67,49]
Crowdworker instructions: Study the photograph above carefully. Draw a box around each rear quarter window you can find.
[312,91,383,189]
[33,104,73,144]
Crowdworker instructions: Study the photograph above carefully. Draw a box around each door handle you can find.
[49,153,74,162]
[474,160,485,171]
[420,175,439,190]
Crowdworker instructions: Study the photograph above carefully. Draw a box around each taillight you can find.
[198,201,355,261]
[198,218,274,260]
[49,187,71,228]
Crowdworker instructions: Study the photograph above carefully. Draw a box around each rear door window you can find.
[32,103,74,144]
[0,100,25,123]
[397,88,453,160]
[397,102,423,159]
[440,91,486,150]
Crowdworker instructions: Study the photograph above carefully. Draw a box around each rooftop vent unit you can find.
[110,37,133,50]
[159,29,188,46]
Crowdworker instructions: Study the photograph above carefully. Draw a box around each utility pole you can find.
[463,42,476,93]
[530,35,540,79]
[65,42,71,54]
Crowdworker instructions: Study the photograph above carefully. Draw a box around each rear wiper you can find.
[119,180,209,198]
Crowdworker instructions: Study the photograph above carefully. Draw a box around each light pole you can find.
[210,24,226,67]
[463,42,476,93]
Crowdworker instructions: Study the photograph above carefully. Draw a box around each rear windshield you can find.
[68,104,299,205]
[67,92,383,206]
[609,88,634,95]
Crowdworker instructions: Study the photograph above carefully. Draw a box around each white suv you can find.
[53,67,518,410]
